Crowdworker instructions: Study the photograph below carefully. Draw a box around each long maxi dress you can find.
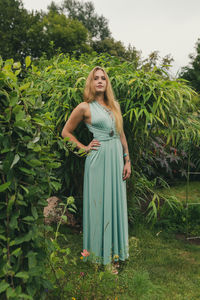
[83,100,129,265]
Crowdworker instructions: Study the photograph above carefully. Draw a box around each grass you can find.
[45,224,200,300]
[45,181,200,300]
[160,180,200,204]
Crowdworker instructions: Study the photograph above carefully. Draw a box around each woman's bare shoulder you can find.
[76,101,89,112]
[74,102,89,115]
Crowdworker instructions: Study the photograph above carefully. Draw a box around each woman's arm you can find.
[120,130,130,164]
[120,129,131,180]
[61,102,100,152]
[62,102,87,149]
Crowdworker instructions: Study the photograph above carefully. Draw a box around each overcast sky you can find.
[23,0,200,76]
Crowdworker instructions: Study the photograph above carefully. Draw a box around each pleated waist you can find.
[86,124,120,141]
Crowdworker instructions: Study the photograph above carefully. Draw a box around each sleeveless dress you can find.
[83,100,129,265]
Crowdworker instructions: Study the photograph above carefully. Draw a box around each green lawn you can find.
[160,181,200,204]
[45,224,200,300]
[45,182,200,300]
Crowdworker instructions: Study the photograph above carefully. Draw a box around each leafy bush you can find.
[0,57,67,299]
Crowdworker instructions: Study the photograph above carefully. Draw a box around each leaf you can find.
[31,206,38,220]
[20,185,29,194]
[10,154,20,169]
[25,56,31,68]
[15,110,25,121]
[19,82,31,91]
[22,216,35,222]
[61,215,67,222]
[128,78,137,85]
[67,196,74,205]
[14,231,33,244]
[9,211,20,230]
[27,251,37,269]
[26,159,43,167]
[0,181,11,192]
[32,136,40,143]
[0,234,7,241]
[15,272,29,280]
[11,247,22,257]
[13,62,21,69]
[68,208,76,213]
[7,195,15,214]
[50,181,61,191]
[32,117,45,126]
[48,162,61,168]
[19,167,36,176]
[6,286,17,297]
[10,97,19,106]
[15,69,21,76]
[0,281,10,293]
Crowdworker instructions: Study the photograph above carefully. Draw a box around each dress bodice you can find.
[85,100,120,141]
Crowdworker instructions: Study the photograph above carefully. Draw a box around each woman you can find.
[62,66,131,272]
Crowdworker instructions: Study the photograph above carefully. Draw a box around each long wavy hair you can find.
[83,66,123,134]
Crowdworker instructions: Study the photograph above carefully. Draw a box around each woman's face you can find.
[93,69,107,93]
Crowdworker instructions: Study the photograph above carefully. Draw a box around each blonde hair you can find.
[83,66,123,134]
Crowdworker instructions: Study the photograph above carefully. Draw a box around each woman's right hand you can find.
[84,139,101,152]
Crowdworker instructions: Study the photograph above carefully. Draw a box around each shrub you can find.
[0,57,65,299]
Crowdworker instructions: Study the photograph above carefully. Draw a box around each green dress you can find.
[83,100,129,265]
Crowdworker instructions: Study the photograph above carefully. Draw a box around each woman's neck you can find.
[95,93,106,104]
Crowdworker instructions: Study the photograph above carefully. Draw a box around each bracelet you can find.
[123,153,128,158]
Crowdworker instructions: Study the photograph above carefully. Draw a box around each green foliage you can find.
[44,196,77,299]
[1,52,200,297]
[61,0,111,40]
[127,170,182,226]
[43,10,91,56]
[45,221,200,300]
[180,38,200,93]
[45,225,163,300]
[20,52,200,218]
[0,0,29,61]
[92,38,141,66]
[0,57,66,298]
[0,0,91,62]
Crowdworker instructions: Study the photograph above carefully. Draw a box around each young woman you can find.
[62,66,131,272]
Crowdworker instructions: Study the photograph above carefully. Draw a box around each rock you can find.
[43,196,76,226]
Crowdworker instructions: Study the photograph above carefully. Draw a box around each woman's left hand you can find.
[123,162,131,181]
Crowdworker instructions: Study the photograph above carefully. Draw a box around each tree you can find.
[0,0,29,60]
[0,0,91,62]
[142,51,174,77]
[0,0,49,61]
[180,38,200,93]
[61,0,111,40]
[43,10,91,56]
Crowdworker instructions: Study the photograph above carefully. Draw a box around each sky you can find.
[23,0,200,76]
